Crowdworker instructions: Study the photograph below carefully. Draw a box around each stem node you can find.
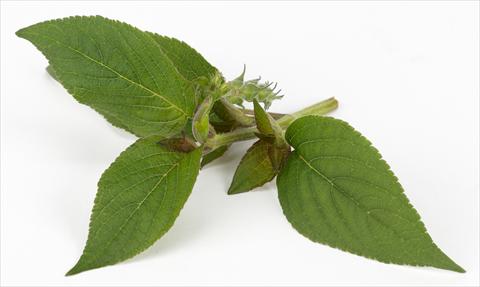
[205,97,338,151]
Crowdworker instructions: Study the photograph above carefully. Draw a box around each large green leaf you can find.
[17,16,196,137]
[148,32,218,81]
[46,65,142,134]
[277,116,464,272]
[67,137,202,275]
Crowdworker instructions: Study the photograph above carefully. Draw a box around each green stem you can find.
[242,109,286,120]
[219,98,255,126]
[277,97,339,128]
[205,97,338,150]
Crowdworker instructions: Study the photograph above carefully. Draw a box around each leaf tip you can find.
[228,177,259,195]
[65,263,84,277]
[15,27,27,38]
[442,258,466,273]
[65,256,95,276]
[227,183,247,195]
[454,265,466,273]
[65,268,78,277]
[227,185,239,195]
[431,246,466,273]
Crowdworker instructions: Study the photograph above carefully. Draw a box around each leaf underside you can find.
[17,16,198,138]
[67,137,202,275]
[277,116,464,272]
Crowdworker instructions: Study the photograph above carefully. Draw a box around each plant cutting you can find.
[16,16,464,275]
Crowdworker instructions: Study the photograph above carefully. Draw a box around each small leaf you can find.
[253,99,275,135]
[17,16,196,137]
[268,143,290,171]
[253,99,286,147]
[201,145,230,167]
[228,140,289,195]
[277,116,464,272]
[192,96,213,143]
[67,137,202,275]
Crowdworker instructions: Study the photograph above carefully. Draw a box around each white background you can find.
[1,1,479,286]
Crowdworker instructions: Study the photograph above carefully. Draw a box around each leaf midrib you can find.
[296,152,418,243]
[24,31,187,116]
[88,161,180,266]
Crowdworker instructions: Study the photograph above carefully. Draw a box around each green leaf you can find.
[201,145,230,167]
[147,33,218,81]
[268,143,290,172]
[277,116,464,272]
[45,65,144,134]
[253,99,275,135]
[228,140,289,195]
[17,16,196,138]
[66,137,202,275]
[46,65,58,80]
[253,99,287,148]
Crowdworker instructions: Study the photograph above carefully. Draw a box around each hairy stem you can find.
[205,97,338,151]
[242,109,286,120]
[219,98,255,126]
[277,97,339,128]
